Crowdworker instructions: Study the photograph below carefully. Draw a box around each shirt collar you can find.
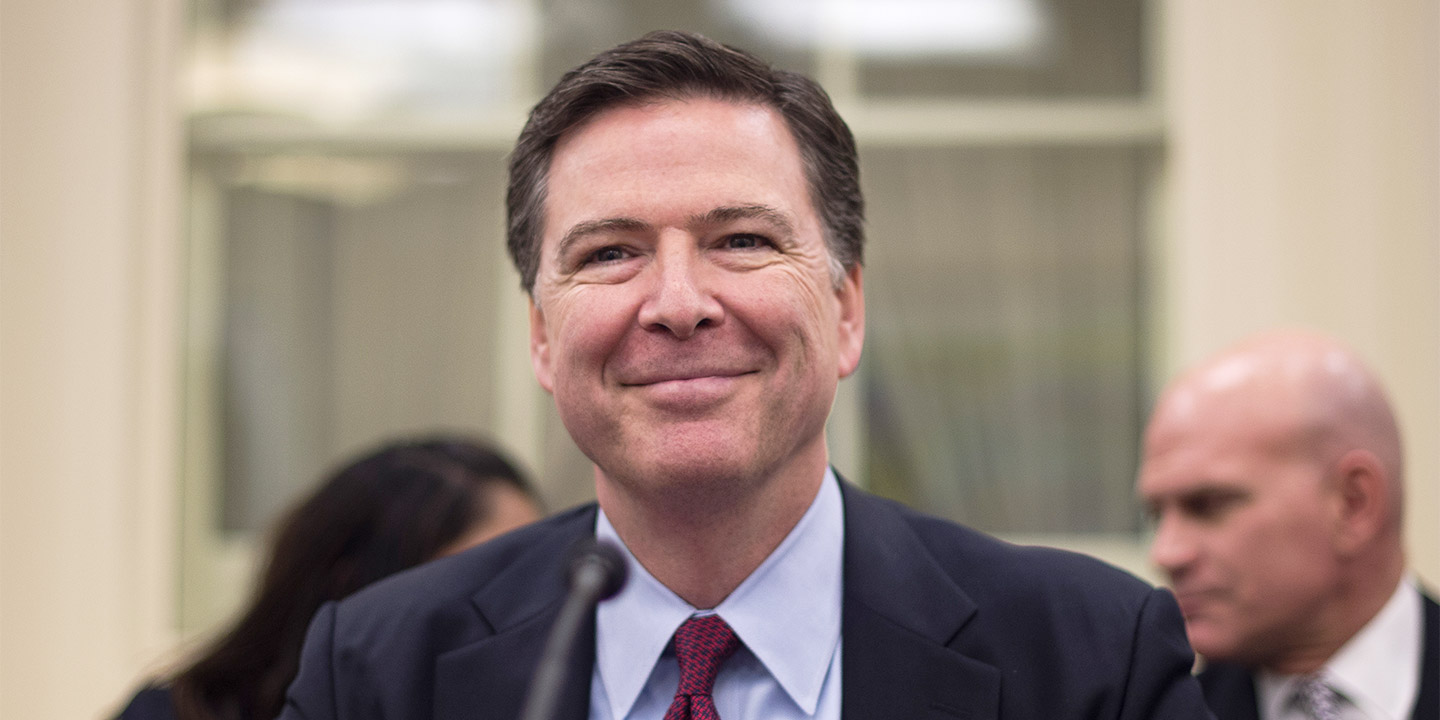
[1256,577,1424,720]
[594,469,845,720]
[1323,577,1424,719]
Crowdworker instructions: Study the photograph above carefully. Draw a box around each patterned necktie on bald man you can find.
[663,615,741,720]
[1293,673,1343,720]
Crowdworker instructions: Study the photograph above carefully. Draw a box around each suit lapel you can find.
[838,483,1001,720]
[433,508,598,720]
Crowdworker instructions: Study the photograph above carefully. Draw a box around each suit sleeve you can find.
[276,602,341,720]
[1119,587,1217,720]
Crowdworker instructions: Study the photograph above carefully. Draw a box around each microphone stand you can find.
[517,538,627,720]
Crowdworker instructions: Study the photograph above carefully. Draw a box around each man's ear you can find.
[1329,449,1389,556]
[529,298,555,393]
[836,264,865,379]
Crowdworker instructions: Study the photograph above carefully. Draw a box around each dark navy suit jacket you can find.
[1197,591,1439,720]
[280,480,1213,719]
[114,686,176,720]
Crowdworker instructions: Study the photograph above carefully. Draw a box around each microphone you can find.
[518,538,628,720]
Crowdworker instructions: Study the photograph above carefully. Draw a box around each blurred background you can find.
[2,0,1436,716]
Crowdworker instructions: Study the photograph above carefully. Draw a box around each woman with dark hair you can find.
[114,436,542,720]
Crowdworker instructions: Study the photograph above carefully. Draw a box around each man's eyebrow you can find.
[692,204,795,235]
[555,206,794,258]
[556,217,649,258]
[1162,483,1250,510]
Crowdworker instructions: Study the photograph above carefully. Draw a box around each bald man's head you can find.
[1153,331,1403,518]
[1137,330,1407,672]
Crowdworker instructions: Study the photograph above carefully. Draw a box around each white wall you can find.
[0,0,185,717]
[1160,0,1440,586]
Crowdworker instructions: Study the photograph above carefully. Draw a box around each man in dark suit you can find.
[279,30,1212,720]
[1139,330,1438,720]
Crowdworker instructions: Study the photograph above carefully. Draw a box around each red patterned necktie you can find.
[663,615,741,720]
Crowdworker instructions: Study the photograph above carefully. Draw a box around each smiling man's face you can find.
[528,96,864,503]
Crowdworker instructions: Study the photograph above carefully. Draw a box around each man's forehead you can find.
[1138,443,1269,515]
[1140,452,1250,493]
[1141,408,1309,503]
[553,95,787,155]
[541,99,812,236]
[1147,404,1287,464]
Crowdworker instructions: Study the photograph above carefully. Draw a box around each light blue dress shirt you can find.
[589,469,844,720]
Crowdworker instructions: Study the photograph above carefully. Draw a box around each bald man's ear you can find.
[1329,449,1391,557]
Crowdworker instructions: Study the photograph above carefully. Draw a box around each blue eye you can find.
[726,234,768,249]
[590,247,627,263]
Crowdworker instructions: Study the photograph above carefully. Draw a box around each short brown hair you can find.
[506,30,864,294]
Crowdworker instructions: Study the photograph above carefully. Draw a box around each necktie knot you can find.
[664,615,740,720]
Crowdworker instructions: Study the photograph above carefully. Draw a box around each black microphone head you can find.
[567,537,628,601]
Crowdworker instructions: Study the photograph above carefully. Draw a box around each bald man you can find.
[1137,331,1437,720]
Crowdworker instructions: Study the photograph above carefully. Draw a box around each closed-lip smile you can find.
[616,368,757,408]
[622,371,752,386]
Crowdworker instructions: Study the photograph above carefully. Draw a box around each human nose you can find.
[637,240,723,339]
[1149,512,1199,578]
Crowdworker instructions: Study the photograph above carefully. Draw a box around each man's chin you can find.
[592,446,755,491]
[606,425,762,470]
[1185,625,1242,665]
[619,459,753,491]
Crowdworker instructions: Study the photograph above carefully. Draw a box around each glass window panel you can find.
[852,0,1145,98]
[191,0,534,121]
[859,144,1152,534]
[204,150,511,531]
[537,0,1142,99]
[538,0,816,84]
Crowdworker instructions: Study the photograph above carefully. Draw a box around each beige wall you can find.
[0,1,1435,717]
[1160,0,1440,586]
[0,0,185,717]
